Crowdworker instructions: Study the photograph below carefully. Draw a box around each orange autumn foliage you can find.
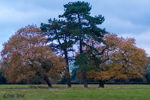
[0,25,65,83]
[77,33,149,82]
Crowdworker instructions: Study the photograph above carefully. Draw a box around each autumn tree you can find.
[41,19,74,88]
[79,33,149,88]
[0,25,65,88]
[60,1,106,88]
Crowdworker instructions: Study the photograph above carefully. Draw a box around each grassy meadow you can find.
[0,84,150,100]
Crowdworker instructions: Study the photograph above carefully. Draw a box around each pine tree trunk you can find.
[80,39,88,88]
[66,67,71,88]
[44,76,53,88]
[64,49,71,88]
[99,80,104,88]
[82,69,88,88]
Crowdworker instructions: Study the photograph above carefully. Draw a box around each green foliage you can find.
[58,75,67,84]
[40,17,73,88]
[41,18,75,54]
[0,72,7,84]
[71,67,78,81]
[41,1,106,88]
[59,1,91,20]
[60,1,106,73]
[60,1,106,43]
[144,58,150,82]
[75,53,89,70]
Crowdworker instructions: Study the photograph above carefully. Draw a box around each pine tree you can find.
[41,19,74,88]
[60,1,106,88]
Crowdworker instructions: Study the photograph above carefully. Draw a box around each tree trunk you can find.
[44,76,53,88]
[82,69,88,88]
[99,80,105,88]
[80,39,88,88]
[64,49,71,88]
[66,67,71,88]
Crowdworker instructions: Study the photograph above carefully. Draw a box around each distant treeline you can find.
[1,67,150,84]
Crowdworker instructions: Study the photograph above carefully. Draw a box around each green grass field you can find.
[0,84,150,100]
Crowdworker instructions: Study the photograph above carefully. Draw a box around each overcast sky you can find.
[0,0,150,56]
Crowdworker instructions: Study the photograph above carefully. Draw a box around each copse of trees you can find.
[41,1,106,88]
[0,1,149,88]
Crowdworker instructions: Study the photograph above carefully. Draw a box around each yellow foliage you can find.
[0,25,65,83]
[81,33,149,82]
